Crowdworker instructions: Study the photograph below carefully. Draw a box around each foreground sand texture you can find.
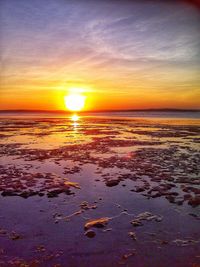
[0,117,199,267]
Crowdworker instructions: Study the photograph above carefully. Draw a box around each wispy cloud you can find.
[0,0,200,109]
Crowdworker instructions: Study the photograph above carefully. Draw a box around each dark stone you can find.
[85,230,96,238]
[105,180,119,187]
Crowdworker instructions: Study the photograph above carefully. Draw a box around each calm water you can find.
[0,114,199,267]
[0,110,200,119]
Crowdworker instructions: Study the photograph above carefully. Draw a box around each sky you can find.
[0,0,200,111]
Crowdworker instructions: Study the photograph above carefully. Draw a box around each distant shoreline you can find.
[0,108,200,114]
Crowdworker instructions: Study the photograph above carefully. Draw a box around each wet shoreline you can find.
[0,117,199,267]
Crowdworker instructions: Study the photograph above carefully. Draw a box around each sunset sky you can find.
[0,0,200,111]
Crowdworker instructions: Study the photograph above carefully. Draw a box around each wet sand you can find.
[0,116,199,267]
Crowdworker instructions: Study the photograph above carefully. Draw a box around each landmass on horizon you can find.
[0,108,199,113]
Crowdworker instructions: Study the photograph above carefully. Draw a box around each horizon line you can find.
[0,108,200,113]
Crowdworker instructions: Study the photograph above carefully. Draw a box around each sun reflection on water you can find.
[71,114,80,129]
[71,114,79,122]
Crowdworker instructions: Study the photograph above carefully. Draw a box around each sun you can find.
[64,94,86,111]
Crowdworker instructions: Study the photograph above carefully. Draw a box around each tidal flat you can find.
[0,116,199,267]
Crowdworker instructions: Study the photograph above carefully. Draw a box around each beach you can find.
[0,112,200,267]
